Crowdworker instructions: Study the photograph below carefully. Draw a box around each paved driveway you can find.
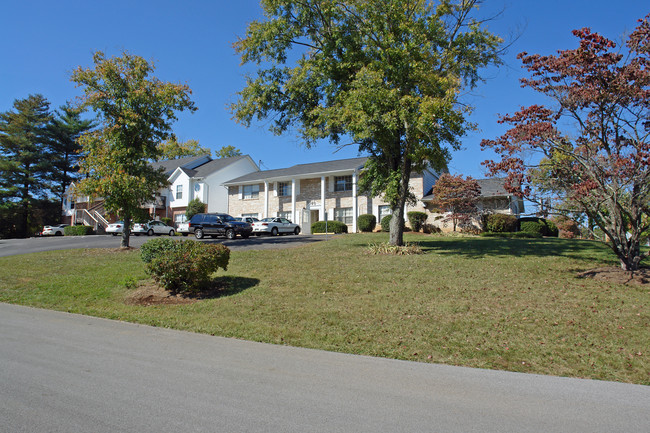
[2,303,649,433]
[0,233,328,257]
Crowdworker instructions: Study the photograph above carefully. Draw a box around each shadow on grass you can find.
[417,237,615,263]
[194,276,260,299]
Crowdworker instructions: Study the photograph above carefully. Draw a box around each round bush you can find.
[486,214,517,233]
[407,211,427,232]
[147,240,230,294]
[357,214,377,232]
[140,237,179,263]
[380,215,392,232]
[518,217,557,236]
[519,221,546,236]
[311,220,348,234]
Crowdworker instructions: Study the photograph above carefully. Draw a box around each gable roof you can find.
[192,155,250,178]
[224,157,368,185]
[421,177,513,201]
[151,154,211,176]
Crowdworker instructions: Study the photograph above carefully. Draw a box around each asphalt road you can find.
[1,303,648,433]
[0,233,328,257]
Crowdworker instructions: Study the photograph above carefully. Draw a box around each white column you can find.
[264,181,269,218]
[320,176,326,221]
[291,178,296,222]
[352,171,358,233]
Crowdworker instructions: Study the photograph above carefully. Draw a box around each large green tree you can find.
[0,94,53,237]
[71,51,196,248]
[232,0,501,245]
[158,137,210,159]
[46,104,95,216]
[215,145,242,159]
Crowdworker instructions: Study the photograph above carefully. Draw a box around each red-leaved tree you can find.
[481,16,650,271]
[430,173,481,232]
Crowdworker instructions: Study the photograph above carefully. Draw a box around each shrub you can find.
[145,240,230,294]
[380,215,392,232]
[161,217,173,227]
[140,237,179,263]
[407,211,428,232]
[517,217,558,237]
[552,216,581,238]
[422,223,441,234]
[357,214,377,232]
[485,214,518,233]
[64,225,94,236]
[186,198,206,220]
[311,220,348,234]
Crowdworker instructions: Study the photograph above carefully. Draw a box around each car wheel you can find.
[112,233,118,236]
[147,229,154,236]
[271,227,278,236]
[182,233,188,237]
[294,227,300,235]
[195,228,204,239]
[55,231,63,236]
[255,233,261,236]
[225,228,236,240]
[169,230,175,236]
[134,233,140,236]
[241,233,250,239]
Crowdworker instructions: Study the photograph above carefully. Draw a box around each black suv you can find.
[188,213,253,240]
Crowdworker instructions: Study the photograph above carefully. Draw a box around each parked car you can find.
[252,217,300,236]
[42,224,67,236]
[132,220,176,236]
[176,221,190,236]
[188,213,253,240]
[234,216,259,224]
[106,221,128,236]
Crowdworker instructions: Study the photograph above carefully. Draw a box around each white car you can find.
[42,224,67,236]
[252,217,300,236]
[132,220,176,236]
[176,222,190,236]
[106,221,128,236]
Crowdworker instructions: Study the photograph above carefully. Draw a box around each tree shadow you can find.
[415,237,616,264]
[191,276,260,299]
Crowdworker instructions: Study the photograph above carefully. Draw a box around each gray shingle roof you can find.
[150,154,210,176]
[192,155,249,178]
[224,157,368,184]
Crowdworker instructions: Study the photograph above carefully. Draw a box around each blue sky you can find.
[1,0,646,177]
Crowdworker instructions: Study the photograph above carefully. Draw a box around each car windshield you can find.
[260,218,275,222]
[221,215,236,222]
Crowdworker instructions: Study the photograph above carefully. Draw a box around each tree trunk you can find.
[388,162,412,246]
[121,212,131,249]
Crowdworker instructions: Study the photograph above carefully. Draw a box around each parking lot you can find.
[0,233,330,258]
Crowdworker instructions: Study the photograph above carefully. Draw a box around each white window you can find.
[277,211,292,220]
[243,184,260,199]
[174,213,186,223]
[334,207,353,225]
[176,185,183,200]
[277,182,292,196]
[378,205,391,221]
[334,175,353,192]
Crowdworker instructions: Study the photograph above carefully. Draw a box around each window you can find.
[277,211,292,220]
[174,213,186,224]
[378,205,391,221]
[176,185,183,200]
[242,213,258,218]
[334,207,353,225]
[277,181,292,196]
[334,175,353,192]
[243,184,259,199]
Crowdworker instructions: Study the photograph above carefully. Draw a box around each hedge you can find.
[380,215,392,232]
[480,231,542,239]
[311,220,348,234]
[142,239,230,294]
[407,211,427,232]
[518,217,558,237]
[64,225,94,236]
[485,214,518,233]
[357,214,376,232]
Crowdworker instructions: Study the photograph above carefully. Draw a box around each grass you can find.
[0,233,648,385]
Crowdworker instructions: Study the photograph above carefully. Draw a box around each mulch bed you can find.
[577,267,650,285]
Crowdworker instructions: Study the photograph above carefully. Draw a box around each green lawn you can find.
[1,233,648,385]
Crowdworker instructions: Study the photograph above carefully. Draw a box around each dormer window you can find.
[176,185,183,200]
